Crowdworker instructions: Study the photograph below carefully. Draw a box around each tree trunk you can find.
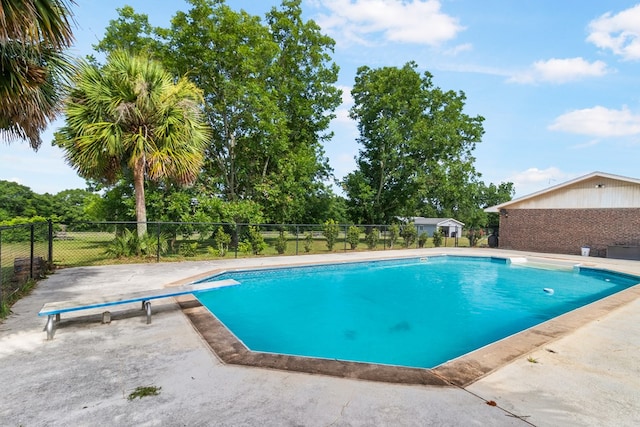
[133,156,147,237]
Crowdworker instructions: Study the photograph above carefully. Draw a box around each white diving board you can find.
[38,279,239,340]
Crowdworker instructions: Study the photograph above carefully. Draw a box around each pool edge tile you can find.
[179,297,451,386]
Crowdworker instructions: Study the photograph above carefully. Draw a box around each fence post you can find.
[156,222,161,263]
[343,225,347,251]
[30,223,35,279]
[48,219,53,266]
[295,225,299,255]
[383,225,387,250]
[235,225,239,259]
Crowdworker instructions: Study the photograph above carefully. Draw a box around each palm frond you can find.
[0,41,71,149]
[0,0,75,49]
[0,0,75,149]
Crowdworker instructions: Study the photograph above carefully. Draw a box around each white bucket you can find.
[581,247,590,256]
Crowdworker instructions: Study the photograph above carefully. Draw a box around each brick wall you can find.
[498,208,640,257]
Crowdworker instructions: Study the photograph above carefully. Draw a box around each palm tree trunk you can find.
[133,156,147,237]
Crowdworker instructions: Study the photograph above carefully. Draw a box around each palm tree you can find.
[55,49,211,236]
[0,0,75,150]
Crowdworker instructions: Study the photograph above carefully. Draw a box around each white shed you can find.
[405,217,465,237]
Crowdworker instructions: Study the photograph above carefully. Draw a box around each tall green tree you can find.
[166,0,285,206]
[479,181,514,228]
[54,49,211,236]
[92,5,164,56]
[52,188,102,225]
[0,0,75,149]
[418,160,483,224]
[343,62,485,224]
[263,0,342,223]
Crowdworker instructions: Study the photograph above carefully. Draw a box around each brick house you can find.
[485,172,640,259]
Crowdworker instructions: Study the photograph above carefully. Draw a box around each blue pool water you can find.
[195,256,639,369]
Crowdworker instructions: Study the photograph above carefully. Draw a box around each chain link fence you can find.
[1,221,52,313]
[1,219,476,312]
[50,221,474,266]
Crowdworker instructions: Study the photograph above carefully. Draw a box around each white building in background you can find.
[403,217,465,237]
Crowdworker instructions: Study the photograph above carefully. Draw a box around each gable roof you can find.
[404,216,465,226]
[485,171,640,212]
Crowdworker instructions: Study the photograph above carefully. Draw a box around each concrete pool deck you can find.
[1,248,639,426]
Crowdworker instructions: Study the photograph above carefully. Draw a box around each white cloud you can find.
[332,85,358,132]
[549,106,640,137]
[333,152,358,179]
[587,4,640,61]
[436,62,512,77]
[570,139,600,149]
[444,43,472,56]
[508,167,578,198]
[315,0,464,46]
[333,107,355,127]
[336,85,354,106]
[508,57,609,84]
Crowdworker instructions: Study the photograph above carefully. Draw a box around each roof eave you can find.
[484,171,640,212]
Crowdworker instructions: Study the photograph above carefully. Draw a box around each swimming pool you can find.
[194,256,639,370]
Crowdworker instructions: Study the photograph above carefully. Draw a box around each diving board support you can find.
[39,279,239,340]
[145,300,152,324]
[45,314,56,340]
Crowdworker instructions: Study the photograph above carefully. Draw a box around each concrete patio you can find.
[1,248,639,426]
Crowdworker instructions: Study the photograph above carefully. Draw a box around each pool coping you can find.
[174,254,640,387]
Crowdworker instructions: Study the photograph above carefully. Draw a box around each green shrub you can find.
[432,229,443,247]
[212,226,231,257]
[418,232,429,248]
[304,232,314,253]
[180,242,198,257]
[466,228,484,247]
[105,229,167,258]
[274,230,288,254]
[244,226,266,255]
[400,222,417,248]
[365,227,379,249]
[238,240,253,254]
[388,224,400,248]
[346,225,361,250]
[323,219,340,251]
[0,301,9,318]
[139,232,166,256]
[105,231,130,258]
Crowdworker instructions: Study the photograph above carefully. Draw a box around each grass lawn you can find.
[52,231,118,267]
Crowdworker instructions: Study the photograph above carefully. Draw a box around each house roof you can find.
[405,216,465,226]
[485,171,640,212]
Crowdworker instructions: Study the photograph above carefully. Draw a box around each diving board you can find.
[38,279,239,340]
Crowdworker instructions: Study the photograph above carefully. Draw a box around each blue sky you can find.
[3,0,640,198]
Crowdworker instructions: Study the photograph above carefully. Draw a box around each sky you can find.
[3,0,640,198]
